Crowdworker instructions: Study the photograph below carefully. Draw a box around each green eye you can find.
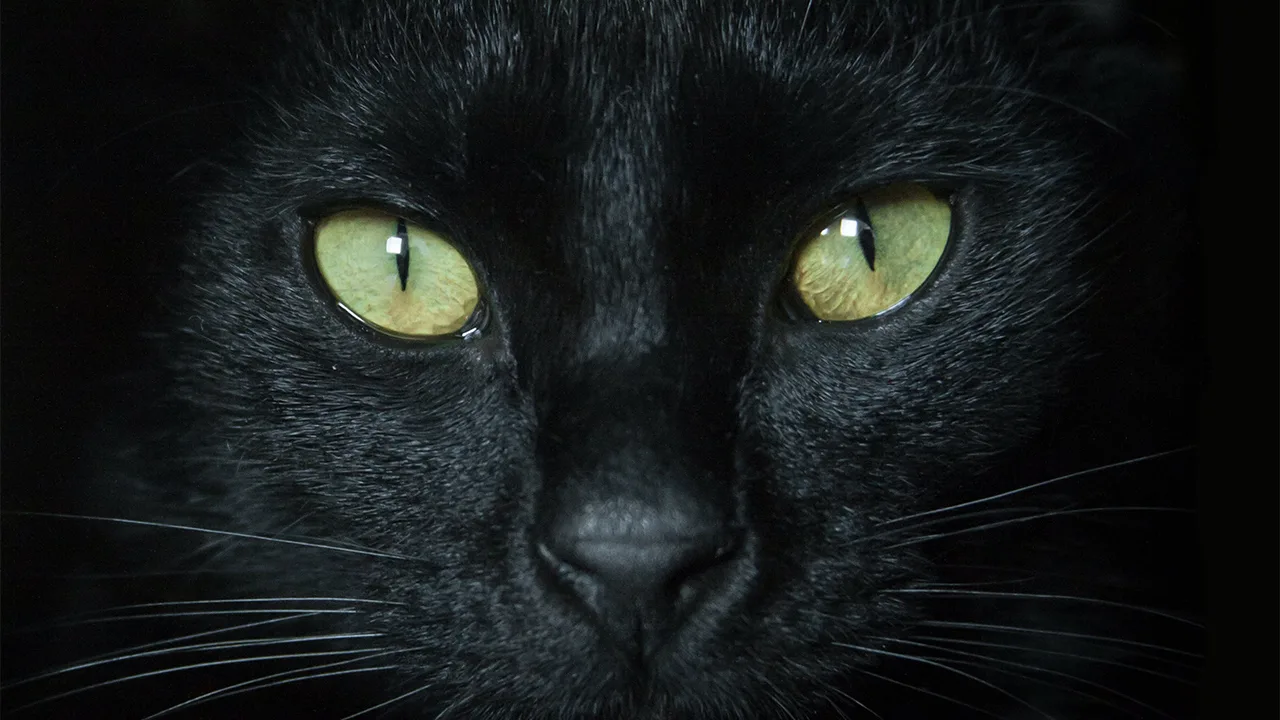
[790,183,951,321]
[313,209,481,338]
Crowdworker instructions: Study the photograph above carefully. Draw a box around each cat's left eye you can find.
[312,209,482,339]
[786,183,951,322]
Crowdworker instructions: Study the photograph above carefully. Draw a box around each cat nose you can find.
[540,498,736,595]
[536,496,739,651]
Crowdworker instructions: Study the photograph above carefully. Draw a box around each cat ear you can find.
[1032,0,1187,72]
[1031,0,1191,139]
[1047,0,1185,44]
[1061,0,1144,35]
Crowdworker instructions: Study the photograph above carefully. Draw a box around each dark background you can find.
[1,1,1273,717]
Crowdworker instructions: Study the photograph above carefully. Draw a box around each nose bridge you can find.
[561,91,673,364]
[544,355,691,478]
[536,352,732,528]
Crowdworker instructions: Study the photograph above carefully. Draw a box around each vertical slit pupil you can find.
[852,199,875,272]
[393,218,410,291]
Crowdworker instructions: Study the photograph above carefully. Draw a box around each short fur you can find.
[4,1,1199,718]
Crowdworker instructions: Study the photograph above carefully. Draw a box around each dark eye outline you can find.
[774,184,960,327]
[298,204,490,347]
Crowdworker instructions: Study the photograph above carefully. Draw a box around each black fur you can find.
[3,1,1200,718]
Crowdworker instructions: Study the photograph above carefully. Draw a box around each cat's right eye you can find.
[312,209,482,338]
[785,183,951,322]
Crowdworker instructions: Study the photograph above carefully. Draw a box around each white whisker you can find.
[12,648,391,713]
[850,664,998,717]
[883,506,1192,549]
[46,596,402,623]
[8,511,415,560]
[5,613,326,687]
[913,635,1197,683]
[835,643,1056,719]
[885,588,1200,627]
[139,650,410,719]
[877,447,1192,527]
[918,620,1202,659]
[882,636,1173,718]
[11,627,381,687]
[341,682,435,719]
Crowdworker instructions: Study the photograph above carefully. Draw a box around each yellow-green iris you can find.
[313,209,480,337]
[791,183,950,321]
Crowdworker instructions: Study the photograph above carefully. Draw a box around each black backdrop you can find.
[1,1,1272,717]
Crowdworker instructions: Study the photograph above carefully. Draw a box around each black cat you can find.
[2,1,1201,718]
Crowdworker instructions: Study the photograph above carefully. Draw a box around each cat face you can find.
[9,1,1199,718]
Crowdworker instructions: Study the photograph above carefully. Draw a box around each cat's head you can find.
[89,1,1195,717]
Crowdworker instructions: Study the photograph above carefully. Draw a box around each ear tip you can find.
[1074,0,1130,29]
[1040,0,1187,49]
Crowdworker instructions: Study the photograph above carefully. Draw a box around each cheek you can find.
[235,350,524,526]
[739,322,1065,518]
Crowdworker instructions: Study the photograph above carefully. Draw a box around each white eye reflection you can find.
[386,234,405,255]
[839,217,863,237]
